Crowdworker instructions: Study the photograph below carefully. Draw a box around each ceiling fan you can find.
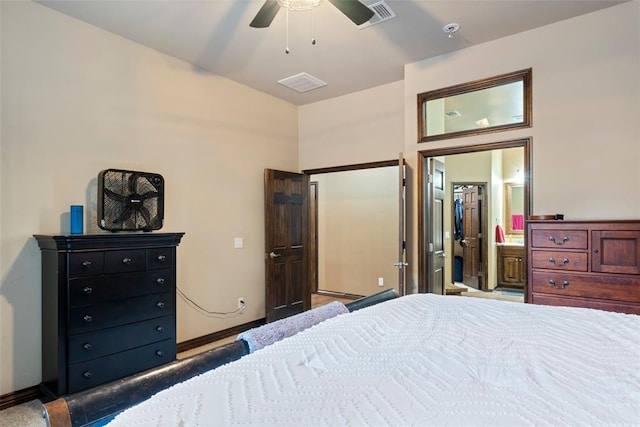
[250,0,375,28]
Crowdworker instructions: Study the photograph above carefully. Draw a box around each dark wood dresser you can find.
[527,220,640,314]
[34,232,185,397]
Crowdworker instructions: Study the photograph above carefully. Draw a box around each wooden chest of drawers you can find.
[35,233,184,397]
[527,220,640,314]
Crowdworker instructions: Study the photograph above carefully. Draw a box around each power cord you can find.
[176,286,244,317]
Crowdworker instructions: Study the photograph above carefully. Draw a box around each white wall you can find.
[403,1,640,292]
[299,80,405,170]
[0,2,298,395]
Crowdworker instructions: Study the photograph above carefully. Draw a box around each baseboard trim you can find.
[176,318,266,354]
[0,386,43,411]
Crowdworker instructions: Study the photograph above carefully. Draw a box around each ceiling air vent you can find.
[357,0,396,29]
[278,72,328,93]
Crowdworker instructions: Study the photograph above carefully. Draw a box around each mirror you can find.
[504,182,524,235]
[417,69,532,142]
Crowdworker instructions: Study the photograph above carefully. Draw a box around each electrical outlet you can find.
[238,297,245,310]
[378,277,384,287]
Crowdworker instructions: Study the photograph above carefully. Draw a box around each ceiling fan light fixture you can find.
[277,0,324,11]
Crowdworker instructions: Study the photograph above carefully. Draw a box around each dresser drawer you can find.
[531,229,588,249]
[105,249,146,274]
[68,315,175,364]
[68,270,172,307]
[147,248,174,270]
[530,250,588,272]
[531,271,640,303]
[69,252,104,277]
[69,292,174,334]
[68,338,175,393]
[530,294,640,315]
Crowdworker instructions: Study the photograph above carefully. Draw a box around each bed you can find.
[61,292,640,426]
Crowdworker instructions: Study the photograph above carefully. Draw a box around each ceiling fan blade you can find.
[328,0,374,26]
[250,0,281,28]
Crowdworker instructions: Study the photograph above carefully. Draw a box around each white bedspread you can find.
[108,294,640,426]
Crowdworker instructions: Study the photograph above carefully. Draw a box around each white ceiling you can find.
[37,0,624,105]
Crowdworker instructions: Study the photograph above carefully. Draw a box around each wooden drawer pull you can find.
[156,326,164,332]
[156,301,165,309]
[156,350,165,357]
[83,343,93,351]
[548,257,570,266]
[81,260,92,269]
[548,236,569,245]
[548,279,570,289]
[83,286,93,294]
[122,257,133,265]
[83,315,93,323]
[82,371,92,379]
[156,277,166,285]
[157,254,167,262]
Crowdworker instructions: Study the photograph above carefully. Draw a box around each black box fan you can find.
[98,169,164,232]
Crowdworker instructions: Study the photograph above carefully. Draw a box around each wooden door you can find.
[426,159,446,294]
[264,169,310,322]
[462,186,482,289]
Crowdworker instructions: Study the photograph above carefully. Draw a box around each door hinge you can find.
[402,178,406,186]
[402,241,406,250]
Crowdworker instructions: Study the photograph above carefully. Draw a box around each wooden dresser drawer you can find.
[68,338,176,393]
[530,229,587,249]
[147,248,174,270]
[530,250,588,272]
[105,249,147,273]
[68,315,175,364]
[68,270,172,307]
[69,252,104,277]
[530,294,640,315]
[69,292,174,334]
[531,271,640,303]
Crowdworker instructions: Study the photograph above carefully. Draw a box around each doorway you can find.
[305,160,405,300]
[418,138,531,297]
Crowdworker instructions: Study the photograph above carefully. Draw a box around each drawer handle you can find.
[157,254,167,262]
[156,350,165,357]
[549,236,569,245]
[83,343,93,351]
[548,279,570,289]
[156,277,166,285]
[548,257,570,266]
[83,315,93,323]
[82,371,92,379]
[81,260,92,269]
[83,286,93,294]
[156,326,164,332]
[122,257,133,265]
[156,301,165,309]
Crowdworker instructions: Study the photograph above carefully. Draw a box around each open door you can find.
[264,169,310,322]
[425,159,446,294]
[394,154,408,296]
[461,186,483,290]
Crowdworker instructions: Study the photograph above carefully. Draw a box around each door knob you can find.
[269,252,281,258]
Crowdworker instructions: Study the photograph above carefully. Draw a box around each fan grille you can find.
[98,169,164,232]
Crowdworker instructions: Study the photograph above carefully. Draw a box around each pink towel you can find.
[512,214,524,230]
[496,224,506,243]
